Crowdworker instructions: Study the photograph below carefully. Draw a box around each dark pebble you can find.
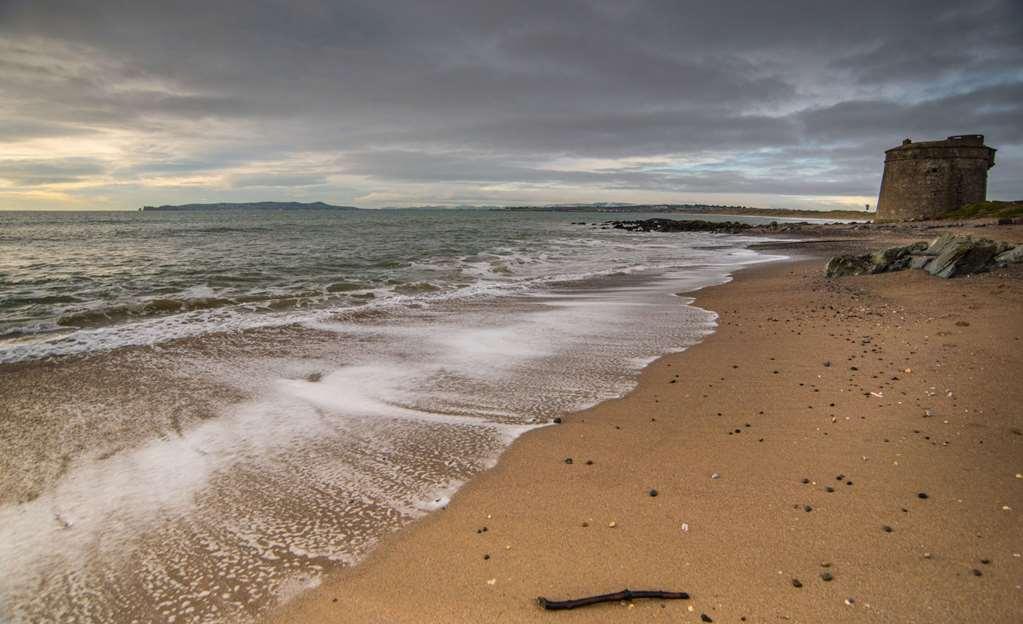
[564,458,573,464]
[701,615,713,623]
[585,460,593,465]
[820,571,834,582]
[553,417,562,424]
[825,486,835,493]
[836,474,845,480]
[801,478,810,484]
[804,505,813,512]
[882,525,893,533]
[791,578,803,588]
[918,492,929,499]
[649,489,658,497]
[980,558,991,565]
[483,554,490,560]
[971,568,983,577]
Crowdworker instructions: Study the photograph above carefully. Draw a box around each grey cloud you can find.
[0,157,108,186]
[0,0,1020,207]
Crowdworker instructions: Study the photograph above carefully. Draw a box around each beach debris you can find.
[536,588,690,611]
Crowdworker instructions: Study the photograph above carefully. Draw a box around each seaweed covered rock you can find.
[825,242,927,277]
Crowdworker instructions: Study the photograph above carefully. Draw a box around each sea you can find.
[0,208,787,623]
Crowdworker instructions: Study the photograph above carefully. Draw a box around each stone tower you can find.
[876,135,996,221]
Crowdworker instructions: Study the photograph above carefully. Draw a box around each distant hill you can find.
[502,203,872,220]
[141,201,359,211]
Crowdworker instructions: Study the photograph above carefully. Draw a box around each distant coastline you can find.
[502,203,873,220]
[140,201,359,211]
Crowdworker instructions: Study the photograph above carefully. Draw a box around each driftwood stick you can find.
[537,588,690,610]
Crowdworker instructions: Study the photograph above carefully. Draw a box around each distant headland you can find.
[140,201,359,211]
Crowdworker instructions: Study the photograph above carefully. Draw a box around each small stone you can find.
[483,554,490,560]
[845,597,855,606]
[804,505,813,512]
[486,578,496,585]
[980,558,991,565]
[923,552,932,559]
[648,489,658,497]
[917,492,929,499]
[882,525,893,533]
[563,457,573,464]
[711,473,720,480]
[608,521,616,528]
[791,578,803,588]
[820,571,834,582]
[585,460,593,465]
[971,568,983,577]
[801,478,810,484]
[825,486,835,493]
[553,417,562,424]
[701,614,713,623]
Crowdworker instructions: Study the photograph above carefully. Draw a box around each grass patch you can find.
[942,201,1023,220]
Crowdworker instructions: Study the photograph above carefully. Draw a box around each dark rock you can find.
[917,492,929,499]
[701,614,714,623]
[882,525,893,533]
[563,458,573,464]
[791,578,803,588]
[820,571,834,582]
[604,218,754,234]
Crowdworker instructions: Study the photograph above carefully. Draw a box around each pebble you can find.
[917,492,929,499]
[845,597,856,606]
[801,478,810,484]
[971,568,983,577]
[608,521,617,528]
[803,505,813,512]
[711,473,720,480]
[648,489,658,497]
[701,614,713,623]
[564,457,573,464]
[553,417,562,424]
[882,525,893,533]
[483,554,490,560]
[820,571,834,582]
[791,578,803,588]
[825,486,835,493]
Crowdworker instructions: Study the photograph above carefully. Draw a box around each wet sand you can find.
[271,243,1023,623]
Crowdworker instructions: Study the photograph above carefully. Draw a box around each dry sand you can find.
[270,241,1023,623]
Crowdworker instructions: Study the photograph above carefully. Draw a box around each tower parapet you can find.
[876,135,996,221]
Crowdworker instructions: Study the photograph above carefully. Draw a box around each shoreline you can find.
[269,237,1022,623]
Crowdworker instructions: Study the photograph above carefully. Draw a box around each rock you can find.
[827,234,1021,279]
[701,614,714,622]
[922,234,1010,278]
[994,245,1023,265]
[563,457,573,464]
[648,489,659,497]
[820,571,834,582]
[825,241,927,277]
[604,218,753,234]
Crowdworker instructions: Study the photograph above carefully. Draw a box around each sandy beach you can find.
[271,234,1023,623]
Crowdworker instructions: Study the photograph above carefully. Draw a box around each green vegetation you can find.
[941,201,1023,220]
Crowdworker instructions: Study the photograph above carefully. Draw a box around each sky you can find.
[1,0,1020,211]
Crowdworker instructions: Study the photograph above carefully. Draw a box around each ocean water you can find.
[0,209,783,623]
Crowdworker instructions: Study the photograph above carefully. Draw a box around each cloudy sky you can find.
[1,0,1020,211]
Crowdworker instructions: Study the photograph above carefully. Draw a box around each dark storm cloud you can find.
[0,0,1020,208]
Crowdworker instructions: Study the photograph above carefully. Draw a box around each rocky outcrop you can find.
[826,234,1022,279]
[604,219,754,234]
